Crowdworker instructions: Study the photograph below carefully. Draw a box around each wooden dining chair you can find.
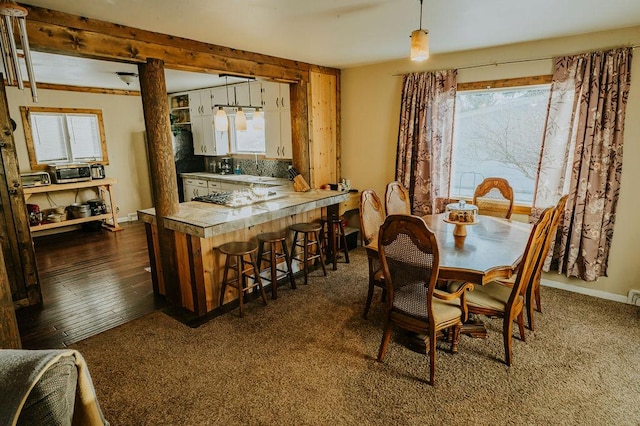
[526,194,569,330]
[385,181,411,215]
[450,207,553,366]
[377,214,473,385]
[359,189,386,319]
[472,177,514,219]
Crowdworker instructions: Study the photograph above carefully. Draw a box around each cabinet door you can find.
[199,89,213,115]
[192,116,216,155]
[250,82,263,108]
[211,86,230,107]
[264,109,281,158]
[262,82,281,111]
[279,108,293,159]
[189,91,201,117]
[189,89,213,116]
[279,83,290,110]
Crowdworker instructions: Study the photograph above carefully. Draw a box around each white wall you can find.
[7,87,153,222]
[341,26,640,298]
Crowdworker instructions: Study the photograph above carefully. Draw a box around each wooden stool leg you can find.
[269,242,278,299]
[331,220,338,270]
[281,239,297,290]
[220,253,231,306]
[302,231,309,285]
[314,230,327,277]
[339,223,350,264]
[237,255,245,318]
[250,252,268,305]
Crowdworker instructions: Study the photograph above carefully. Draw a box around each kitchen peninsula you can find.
[138,180,349,317]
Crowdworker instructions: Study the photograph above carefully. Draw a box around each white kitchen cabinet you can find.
[191,115,217,155]
[189,89,213,117]
[211,86,230,107]
[183,178,208,201]
[234,81,263,108]
[263,82,292,159]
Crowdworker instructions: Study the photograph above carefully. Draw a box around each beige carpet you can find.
[72,248,640,425]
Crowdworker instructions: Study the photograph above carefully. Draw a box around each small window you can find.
[231,109,266,154]
[451,84,550,204]
[20,107,109,170]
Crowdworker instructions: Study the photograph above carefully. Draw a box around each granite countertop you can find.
[138,185,349,239]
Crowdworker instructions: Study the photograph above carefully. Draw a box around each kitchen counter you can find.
[139,185,350,317]
[139,185,348,239]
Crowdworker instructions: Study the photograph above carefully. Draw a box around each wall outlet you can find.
[127,213,138,222]
[627,290,640,306]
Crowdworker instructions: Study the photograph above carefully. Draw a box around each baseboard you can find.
[540,278,628,304]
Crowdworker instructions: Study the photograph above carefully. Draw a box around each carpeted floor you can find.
[72,248,640,425]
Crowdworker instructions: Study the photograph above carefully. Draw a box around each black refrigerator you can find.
[173,128,205,202]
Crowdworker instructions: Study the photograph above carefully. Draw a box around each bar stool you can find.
[219,241,268,317]
[290,222,327,285]
[319,214,350,270]
[256,231,296,299]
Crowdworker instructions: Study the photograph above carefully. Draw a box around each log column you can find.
[0,247,20,348]
[138,59,180,305]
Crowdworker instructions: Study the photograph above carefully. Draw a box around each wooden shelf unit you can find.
[23,178,122,232]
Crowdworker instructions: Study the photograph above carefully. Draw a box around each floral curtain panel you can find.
[533,47,632,282]
[396,70,457,216]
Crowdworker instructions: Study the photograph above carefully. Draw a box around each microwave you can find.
[47,163,92,183]
[20,171,51,187]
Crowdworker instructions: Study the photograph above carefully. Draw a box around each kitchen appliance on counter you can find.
[26,203,43,226]
[47,163,91,183]
[20,171,51,188]
[219,157,233,175]
[90,164,106,179]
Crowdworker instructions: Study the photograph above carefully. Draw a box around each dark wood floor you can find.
[16,221,165,349]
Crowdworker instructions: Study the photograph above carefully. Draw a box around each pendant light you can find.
[410,0,429,62]
[235,107,247,131]
[248,78,264,130]
[214,76,229,131]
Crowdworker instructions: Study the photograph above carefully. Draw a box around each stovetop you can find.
[193,189,283,207]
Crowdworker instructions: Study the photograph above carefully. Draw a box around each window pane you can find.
[233,111,266,153]
[66,114,102,161]
[30,114,69,163]
[451,85,550,204]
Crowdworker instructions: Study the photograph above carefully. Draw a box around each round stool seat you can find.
[219,241,258,256]
[257,231,287,243]
[290,222,322,233]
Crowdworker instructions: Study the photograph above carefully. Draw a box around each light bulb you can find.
[214,107,228,131]
[235,108,247,131]
[252,109,264,130]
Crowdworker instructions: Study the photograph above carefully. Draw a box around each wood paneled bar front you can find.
[138,187,348,317]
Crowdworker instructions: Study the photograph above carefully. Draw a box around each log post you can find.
[0,245,21,348]
[290,76,310,185]
[138,59,181,305]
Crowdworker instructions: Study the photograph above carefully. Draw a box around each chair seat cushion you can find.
[393,283,462,324]
[449,280,518,312]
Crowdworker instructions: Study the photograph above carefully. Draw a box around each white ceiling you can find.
[14,0,640,92]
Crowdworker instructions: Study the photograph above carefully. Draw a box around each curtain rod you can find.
[392,44,639,76]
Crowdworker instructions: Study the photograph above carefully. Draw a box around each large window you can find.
[451,83,550,204]
[20,107,108,170]
[231,109,266,154]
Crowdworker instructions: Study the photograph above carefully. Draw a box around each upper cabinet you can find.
[263,82,292,159]
[233,81,263,108]
[189,89,214,117]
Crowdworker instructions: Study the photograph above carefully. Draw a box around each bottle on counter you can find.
[235,165,241,175]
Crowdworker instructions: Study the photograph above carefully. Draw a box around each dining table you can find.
[365,212,533,344]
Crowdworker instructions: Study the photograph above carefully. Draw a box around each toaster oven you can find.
[20,171,51,187]
[47,163,92,184]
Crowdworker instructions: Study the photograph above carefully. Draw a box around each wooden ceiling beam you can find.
[22,4,340,79]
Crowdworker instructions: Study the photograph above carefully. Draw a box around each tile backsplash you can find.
[204,157,291,179]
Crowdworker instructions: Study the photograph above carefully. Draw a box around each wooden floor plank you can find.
[16,221,165,349]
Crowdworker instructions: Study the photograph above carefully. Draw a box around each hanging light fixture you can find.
[214,76,229,132]
[252,108,264,130]
[0,0,37,101]
[410,0,429,62]
[116,71,137,86]
[235,107,247,131]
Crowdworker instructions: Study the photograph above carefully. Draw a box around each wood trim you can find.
[6,80,140,96]
[457,75,552,91]
[19,106,109,170]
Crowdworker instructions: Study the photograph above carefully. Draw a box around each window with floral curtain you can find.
[533,47,632,282]
[395,70,457,216]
